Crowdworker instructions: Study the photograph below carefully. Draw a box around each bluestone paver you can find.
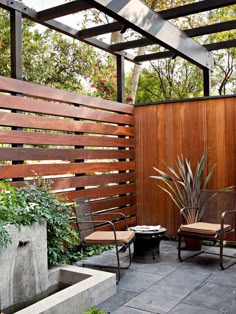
[81,240,236,313]
[169,303,219,313]
[183,283,236,312]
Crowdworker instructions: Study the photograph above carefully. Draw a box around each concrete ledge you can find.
[15,265,116,314]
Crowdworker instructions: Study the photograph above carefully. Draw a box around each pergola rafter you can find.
[82,0,214,71]
[0,0,235,99]
[111,20,236,52]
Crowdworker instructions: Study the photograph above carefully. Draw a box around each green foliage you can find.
[0,179,80,264]
[0,179,114,264]
[86,55,117,100]
[151,151,234,223]
[206,6,236,95]
[83,306,108,314]
[0,10,10,76]
[136,59,202,103]
[23,28,96,91]
[0,8,96,92]
[54,244,114,265]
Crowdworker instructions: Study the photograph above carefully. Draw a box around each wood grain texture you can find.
[0,148,135,161]
[0,130,134,147]
[63,183,136,201]
[0,94,134,125]
[135,97,236,237]
[0,161,135,179]
[0,111,134,135]
[0,76,133,114]
[0,76,136,228]
[10,172,135,189]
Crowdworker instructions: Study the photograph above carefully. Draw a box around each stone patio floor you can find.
[77,240,236,313]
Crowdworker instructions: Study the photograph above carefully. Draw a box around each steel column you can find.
[10,10,22,79]
[117,55,125,103]
[10,9,23,173]
[203,69,211,97]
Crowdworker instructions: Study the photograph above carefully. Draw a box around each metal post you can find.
[203,68,211,97]
[10,10,23,174]
[10,10,22,79]
[117,55,125,103]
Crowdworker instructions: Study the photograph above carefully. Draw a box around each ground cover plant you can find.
[0,178,80,264]
[0,178,113,264]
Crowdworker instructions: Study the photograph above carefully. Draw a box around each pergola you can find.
[0,0,235,101]
[0,0,236,236]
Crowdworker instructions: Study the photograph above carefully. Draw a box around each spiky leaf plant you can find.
[150,151,234,224]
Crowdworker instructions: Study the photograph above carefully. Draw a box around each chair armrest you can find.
[221,209,236,229]
[78,219,118,238]
[179,208,186,225]
[93,212,129,230]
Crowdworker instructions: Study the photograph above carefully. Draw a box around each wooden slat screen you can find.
[0,76,136,229]
[135,97,236,237]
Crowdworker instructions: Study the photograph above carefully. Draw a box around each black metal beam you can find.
[205,39,236,51]
[0,0,137,63]
[159,0,236,19]
[185,20,236,37]
[86,0,213,70]
[117,55,125,103]
[111,20,236,51]
[134,39,236,63]
[77,22,123,39]
[37,1,92,21]
[111,38,152,51]
[134,51,175,63]
[203,69,211,97]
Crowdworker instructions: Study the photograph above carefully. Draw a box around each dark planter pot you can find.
[184,237,202,251]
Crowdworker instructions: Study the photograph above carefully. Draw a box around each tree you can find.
[126,0,200,103]
[206,6,236,95]
[0,9,97,92]
[135,58,202,103]
[86,55,117,100]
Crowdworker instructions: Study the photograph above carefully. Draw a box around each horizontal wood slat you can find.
[0,148,135,161]
[97,216,137,231]
[0,161,135,179]
[91,195,136,212]
[0,111,134,136]
[0,130,134,147]
[0,76,136,230]
[0,76,133,114]
[0,94,134,125]
[64,183,136,202]
[10,172,135,189]
[93,206,136,223]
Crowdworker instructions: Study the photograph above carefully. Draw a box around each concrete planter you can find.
[0,222,116,314]
[0,222,48,312]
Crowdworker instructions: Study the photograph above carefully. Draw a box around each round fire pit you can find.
[130,226,167,263]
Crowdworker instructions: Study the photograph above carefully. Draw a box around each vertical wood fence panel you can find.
[0,76,136,229]
[135,97,236,237]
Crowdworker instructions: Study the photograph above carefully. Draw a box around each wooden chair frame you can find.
[74,196,135,284]
[178,208,236,269]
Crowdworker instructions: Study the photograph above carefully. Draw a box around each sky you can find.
[22,0,135,72]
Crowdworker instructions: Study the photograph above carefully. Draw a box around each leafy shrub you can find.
[83,306,108,314]
[0,179,79,264]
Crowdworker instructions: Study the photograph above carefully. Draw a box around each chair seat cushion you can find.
[180,222,232,235]
[84,230,135,245]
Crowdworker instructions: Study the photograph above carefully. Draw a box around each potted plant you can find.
[150,150,234,249]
